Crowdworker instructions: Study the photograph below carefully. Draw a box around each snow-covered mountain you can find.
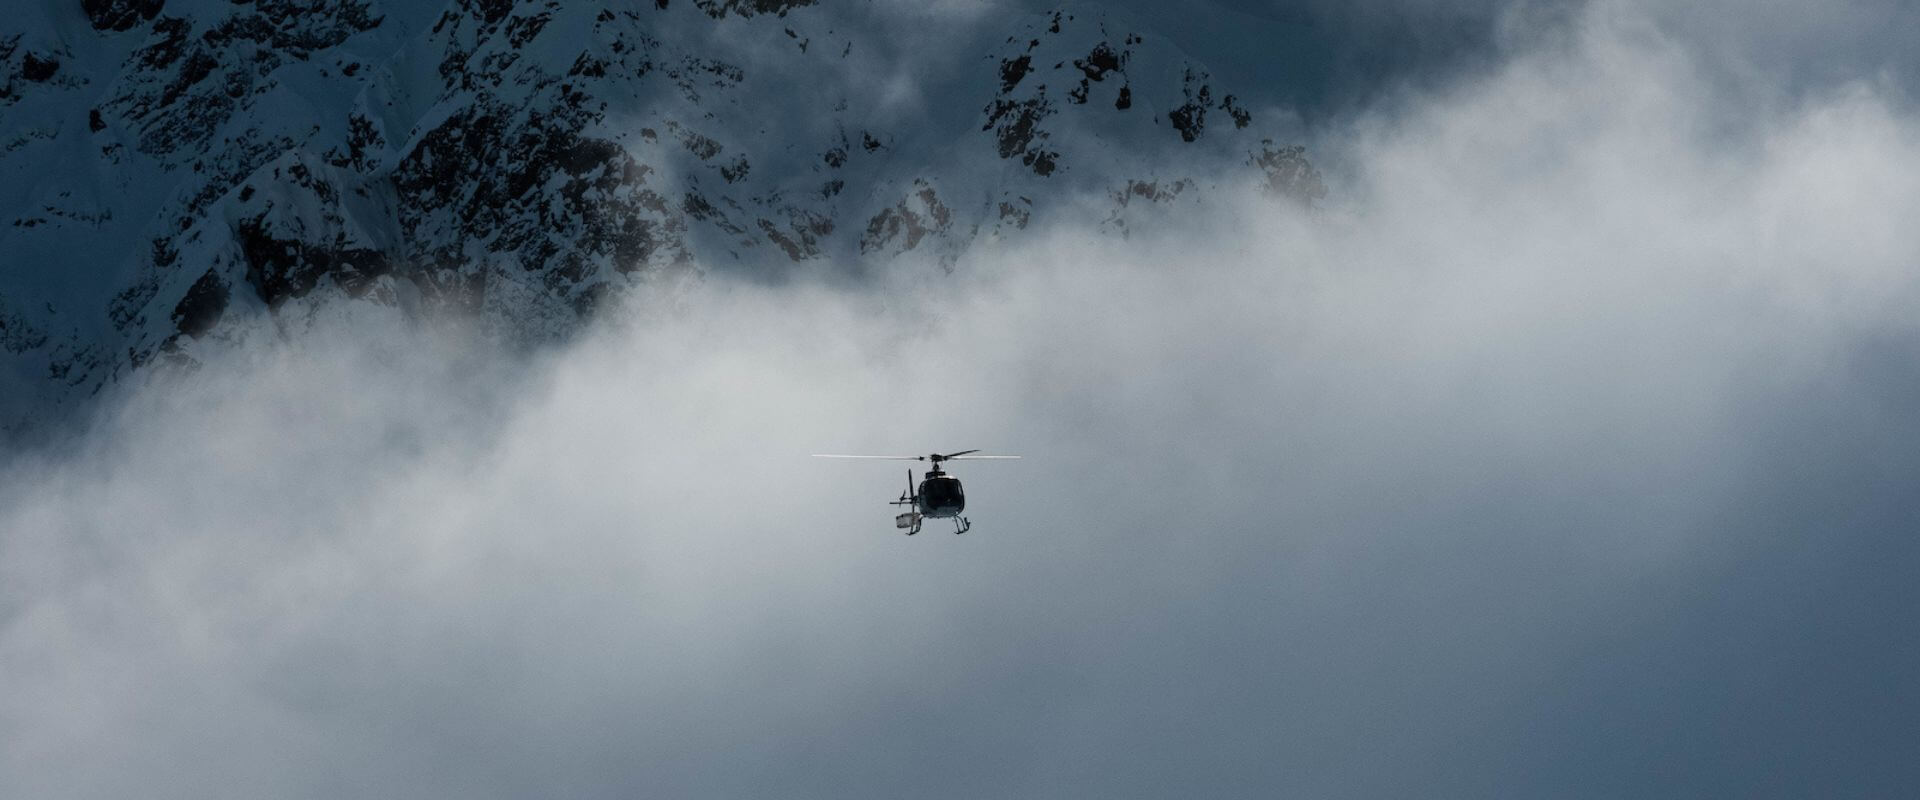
[0,0,1324,438]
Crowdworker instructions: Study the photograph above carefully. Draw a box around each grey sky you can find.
[1110,0,1920,118]
[4,2,1920,797]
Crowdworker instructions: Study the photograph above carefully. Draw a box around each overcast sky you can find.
[1172,0,1919,114]
[5,1,1920,797]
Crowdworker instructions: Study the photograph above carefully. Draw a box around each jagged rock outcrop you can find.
[0,0,1324,438]
[83,0,165,33]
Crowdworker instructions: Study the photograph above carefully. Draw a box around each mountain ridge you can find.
[0,0,1325,439]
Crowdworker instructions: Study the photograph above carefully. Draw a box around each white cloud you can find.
[4,4,1919,797]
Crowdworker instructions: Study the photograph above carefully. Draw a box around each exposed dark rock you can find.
[150,237,177,269]
[0,301,50,354]
[506,12,552,48]
[1111,178,1191,207]
[1249,140,1326,205]
[677,125,723,160]
[21,53,59,82]
[238,216,392,308]
[1102,178,1196,237]
[784,27,809,52]
[201,0,383,54]
[983,94,1059,176]
[170,268,227,337]
[160,52,217,108]
[568,52,608,78]
[391,89,691,304]
[1220,94,1251,129]
[999,54,1032,93]
[83,0,165,32]
[682,192,744,235]
[861,181,952,255]
[692,0,818,19]
[1064,41,1128,105]
[997,199,1031,230]
[1168,104,1203,141]
[1074,42,1122,81]
[339,113,383,172]
[758,211,833,261]
[136,16,190,69]
[169,134,294,226]
[666,54,743,102]
[108,276,159,331]
[107,2,379,161]
[472,0,513,27]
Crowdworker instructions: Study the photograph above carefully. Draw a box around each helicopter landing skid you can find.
[953,517,970,535]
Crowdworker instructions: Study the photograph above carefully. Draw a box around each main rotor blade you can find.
[814,453,1021,460]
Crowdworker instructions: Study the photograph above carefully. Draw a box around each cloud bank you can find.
[5,4,1919,797]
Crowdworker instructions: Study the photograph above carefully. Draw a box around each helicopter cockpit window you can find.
[923,479,963,508]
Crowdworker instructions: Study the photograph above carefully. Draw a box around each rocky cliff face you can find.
[0,0,1323,438]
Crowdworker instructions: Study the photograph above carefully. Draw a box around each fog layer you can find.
[5,5,1919,798]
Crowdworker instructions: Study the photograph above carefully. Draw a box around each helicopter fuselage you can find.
[916,471,966,518]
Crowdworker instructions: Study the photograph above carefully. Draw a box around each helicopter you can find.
[813,450,1021,534]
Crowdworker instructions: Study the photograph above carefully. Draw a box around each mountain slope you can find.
[0,0,1324,438]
